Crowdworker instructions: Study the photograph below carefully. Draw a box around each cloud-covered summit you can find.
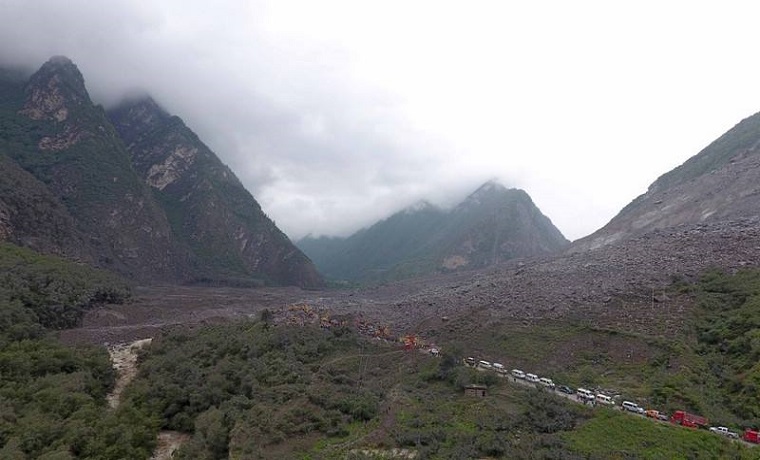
[3,1,760,241]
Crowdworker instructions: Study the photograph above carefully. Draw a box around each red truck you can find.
[670,410,708,428]
[743,429,760,444]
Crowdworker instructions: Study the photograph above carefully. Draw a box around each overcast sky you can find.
[2,1,760,241]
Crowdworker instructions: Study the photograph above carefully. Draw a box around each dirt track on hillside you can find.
[106,338,152,409]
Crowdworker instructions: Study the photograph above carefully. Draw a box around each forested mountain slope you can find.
[0,56,321,287]
[299,181,568,282]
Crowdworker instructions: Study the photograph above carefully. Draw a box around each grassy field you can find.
[565,410,754,459]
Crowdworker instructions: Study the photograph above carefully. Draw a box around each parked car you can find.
[709,426,739,438]
[622,401,644,414]
[465,357,476,367]
[645,409,661,419]
[511,369,526,379]
[492,362,506,374]
[539,377,555,388]
[478,360,492,369]
[526,373,540,383]
[595,394,614,406]
[576,388,594,400]
[557,385,574,395]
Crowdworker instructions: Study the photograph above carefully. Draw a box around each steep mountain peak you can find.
[107,96,324,288]
[403,200,438,214]
[299,181,568,282]
[46,55,74,65]
[20,55,90,121]
[111,95,170,125]
[108,96,172,147]
[457,180,528,211]
[470,179,507,196]
[109,96,203,190]
[2,56,322,288]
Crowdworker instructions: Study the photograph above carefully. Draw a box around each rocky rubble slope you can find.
[62,218,760,347]
[388,218,760,337]
[575,110,760,251]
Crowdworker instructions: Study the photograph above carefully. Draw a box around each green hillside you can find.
[118,308,752,458]
[299,183,569,284]
[299,201,446,282]
[0,57,181,280]
[0,243,158,459]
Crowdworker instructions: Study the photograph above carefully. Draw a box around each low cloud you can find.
[3,1,760,241]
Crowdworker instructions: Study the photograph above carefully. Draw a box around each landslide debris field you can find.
[59,218,760,349]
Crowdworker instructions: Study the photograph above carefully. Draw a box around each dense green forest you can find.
[0,242,156,459]
[120,316,753,459]
[120,319,594,459]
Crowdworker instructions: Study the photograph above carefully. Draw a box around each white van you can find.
[526,373,540,383]
[511,369,526,379]
[622,401,644,414]
[576,388,594,400]
[595,394,614,405]
[492,362,506,374]
[539,377,555,388]
[478,360,492,369]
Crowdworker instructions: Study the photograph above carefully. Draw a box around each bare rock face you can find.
[145,145,198,190]
[19,57,94,152]
[108,97,324,288]
[19,56,88,122]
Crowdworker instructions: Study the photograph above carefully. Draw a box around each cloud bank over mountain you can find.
[3,1,760,240]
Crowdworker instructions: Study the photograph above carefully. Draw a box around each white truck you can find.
[709,426,738,438]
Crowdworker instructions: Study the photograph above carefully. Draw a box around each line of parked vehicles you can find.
[464,357,760,444]
[465,357,620,406]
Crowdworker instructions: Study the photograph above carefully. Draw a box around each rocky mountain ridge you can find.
[574,111,760,251]
[298,181,569,282]
[108,96,323,287]
[1,56,183,280]
[0,56,322,287]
